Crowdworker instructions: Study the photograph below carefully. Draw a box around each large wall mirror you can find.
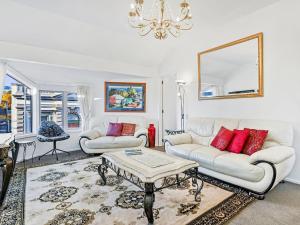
[198,33,264,100]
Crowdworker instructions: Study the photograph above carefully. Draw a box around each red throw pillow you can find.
[227,129,250,153]
[242,129,269,155]
[121,123,136,136]
[106,122,123,137]
[211,127,234,151]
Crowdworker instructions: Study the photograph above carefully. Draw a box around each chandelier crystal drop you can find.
[128,0,193,40]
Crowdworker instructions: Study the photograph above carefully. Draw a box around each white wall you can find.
[6,70,163,162]
[159,0,300,184]
[90,77,162,145]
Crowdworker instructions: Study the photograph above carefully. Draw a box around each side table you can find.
[15,140,36,167]
[165,129,185,135]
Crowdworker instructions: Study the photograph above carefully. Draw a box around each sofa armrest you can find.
[134,128,148,138]
[164,133,192,146]
[80,129,101,140]
[250,146,295,165]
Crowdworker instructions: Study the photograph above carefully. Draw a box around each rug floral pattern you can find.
[0,157,255,225]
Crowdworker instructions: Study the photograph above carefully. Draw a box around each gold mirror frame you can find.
[197,33,264,100]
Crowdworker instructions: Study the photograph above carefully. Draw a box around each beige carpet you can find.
[25,157,235,225]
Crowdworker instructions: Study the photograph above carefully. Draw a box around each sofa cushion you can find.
[167,144,200,160]
[238,119,293,147]
[189,146,227,170]
[213,119,239,135]
[85,136,142,149]
[106,122,123,136]
[187,118,214,137]
[211,127,234,151]
[213,153,265,182]
[227,129,250,153]
[121,123,136,136]
[242,129,268,155]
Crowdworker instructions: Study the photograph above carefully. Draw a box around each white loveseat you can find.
[79,116,148,154]
[164,118,296,199]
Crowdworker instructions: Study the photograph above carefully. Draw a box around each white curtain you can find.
[77,85,92,131]
[0,63,7,101]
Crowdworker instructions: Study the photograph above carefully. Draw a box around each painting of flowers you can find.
[105,82,146,112]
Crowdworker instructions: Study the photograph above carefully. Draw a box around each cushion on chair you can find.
[85,136,143,149]
[37,121,70,142]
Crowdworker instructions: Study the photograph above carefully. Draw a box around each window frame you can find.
[39,90,81,132]
[0,73,33,135]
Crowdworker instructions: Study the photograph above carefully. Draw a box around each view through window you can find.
[67,93,81,129]
[0,74,32,134]
[40,91,64,127]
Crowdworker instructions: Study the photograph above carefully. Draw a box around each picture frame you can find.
[105,82,146,112]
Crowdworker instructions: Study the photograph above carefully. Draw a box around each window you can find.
[40,91,64,127]
[67,93,81,129]
[0,74,32,134]
[39,91,81,130]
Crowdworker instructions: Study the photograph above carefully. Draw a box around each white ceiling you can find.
[0,0,279,77]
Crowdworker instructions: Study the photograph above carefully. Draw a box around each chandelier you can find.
[128,0,193,40]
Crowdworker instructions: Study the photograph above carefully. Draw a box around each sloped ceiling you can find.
[0,0,279,78]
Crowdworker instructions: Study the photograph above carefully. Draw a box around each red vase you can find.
[148,124,156,148]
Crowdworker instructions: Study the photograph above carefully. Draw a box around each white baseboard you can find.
[285,178,300,185]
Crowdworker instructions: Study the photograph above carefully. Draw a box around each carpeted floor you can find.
[5,150,300,225]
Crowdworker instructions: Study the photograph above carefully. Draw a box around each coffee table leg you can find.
[98,157,108,185]
[192,168,204,202]
[144,183,154,224]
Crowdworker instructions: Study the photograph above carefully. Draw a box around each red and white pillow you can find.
[211,127,268,155]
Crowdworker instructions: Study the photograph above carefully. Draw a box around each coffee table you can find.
[98,148,203,224]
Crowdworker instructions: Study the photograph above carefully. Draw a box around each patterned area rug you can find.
[0,157,254,225]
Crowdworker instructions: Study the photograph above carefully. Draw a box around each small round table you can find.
[15,140,36,167]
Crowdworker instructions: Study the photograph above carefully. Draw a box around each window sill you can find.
[66,129,82,134]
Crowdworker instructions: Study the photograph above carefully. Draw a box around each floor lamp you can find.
[176,80,186,132]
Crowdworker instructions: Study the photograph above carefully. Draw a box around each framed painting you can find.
[105,82,146,112]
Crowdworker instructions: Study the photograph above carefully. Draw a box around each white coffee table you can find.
[98,148,202,224]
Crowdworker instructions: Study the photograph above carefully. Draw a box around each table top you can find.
[103,148,199,183]
[15,140,36,145]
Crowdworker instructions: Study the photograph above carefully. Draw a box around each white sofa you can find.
[164,118,296,199]
[79,116,148,154]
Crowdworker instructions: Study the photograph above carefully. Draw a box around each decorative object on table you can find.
[128,0,193,40]
[176,80,186,132]
[124,149,143,156]
[37,121,70,161]
[105,82,146,112]
[148,124,156,148]
[165,129,185,135]
[14,140,36,166]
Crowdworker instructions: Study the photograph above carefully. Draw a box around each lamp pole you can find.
[176,80,186,132]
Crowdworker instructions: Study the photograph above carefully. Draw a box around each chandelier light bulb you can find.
[128,0,193,40]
